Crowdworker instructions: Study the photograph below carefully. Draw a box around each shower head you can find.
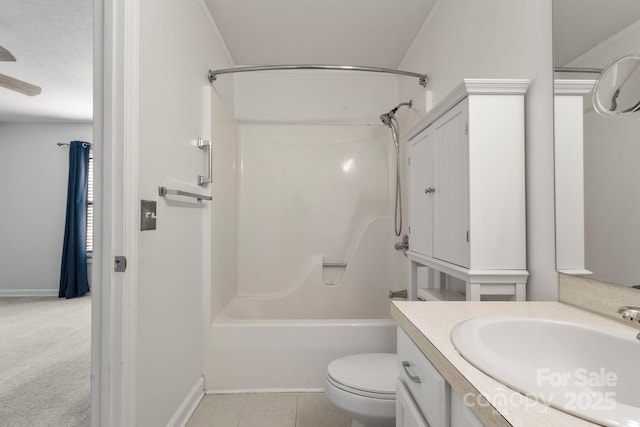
[380,112,393,126]
[380,100,413,126]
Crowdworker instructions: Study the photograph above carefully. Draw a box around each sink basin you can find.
[451,316,640,427]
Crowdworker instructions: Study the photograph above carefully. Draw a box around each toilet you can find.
[324,353,398,427]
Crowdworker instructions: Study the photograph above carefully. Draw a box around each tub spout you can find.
[389,289,408,299]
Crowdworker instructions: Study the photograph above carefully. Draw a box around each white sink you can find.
[450,316,640,427]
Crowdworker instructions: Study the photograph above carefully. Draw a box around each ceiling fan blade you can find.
[0,46,16,62]
[0,74,41,96]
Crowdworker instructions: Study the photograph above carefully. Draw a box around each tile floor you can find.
[186,392,352,427]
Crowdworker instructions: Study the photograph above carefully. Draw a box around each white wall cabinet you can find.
[408,103,469,270]
[405,79,529,301]
[553,79,595,276]
[397,328,484,427]
[408,129,435,258]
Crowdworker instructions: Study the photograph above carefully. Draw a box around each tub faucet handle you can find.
[394,235,409,256]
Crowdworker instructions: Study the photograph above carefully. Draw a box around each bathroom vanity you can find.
[396,326,483,427]
[392,300,639,427]
[405,79,529,302]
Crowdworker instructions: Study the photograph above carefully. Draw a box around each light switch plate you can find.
[141,200,157,231]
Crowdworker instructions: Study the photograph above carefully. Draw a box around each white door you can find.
[93,0,139,425]
[408,131,435,257]
[433,101,470,268]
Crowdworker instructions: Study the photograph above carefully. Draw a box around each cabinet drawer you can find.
[397,328,449,427]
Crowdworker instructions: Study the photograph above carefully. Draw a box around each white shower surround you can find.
[224,216,400,320]
[236,123,398,295]
[207,123,403,391]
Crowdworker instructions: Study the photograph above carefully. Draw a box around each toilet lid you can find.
[327,353,397,396]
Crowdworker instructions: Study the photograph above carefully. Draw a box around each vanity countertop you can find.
[391,301,638,427]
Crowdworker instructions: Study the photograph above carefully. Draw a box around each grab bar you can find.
[322,262,347,268]
[198,137,212,186]
[158,186,212,202]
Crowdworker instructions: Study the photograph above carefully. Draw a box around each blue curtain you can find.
[59,141,90,299]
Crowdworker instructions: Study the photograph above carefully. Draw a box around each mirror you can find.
[553,0,640,289]
[593,54,640,116]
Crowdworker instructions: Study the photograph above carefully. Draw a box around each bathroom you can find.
[87,0,640,426]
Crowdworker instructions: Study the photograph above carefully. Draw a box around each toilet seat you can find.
[326,353,397,400]
[327,375,396,400]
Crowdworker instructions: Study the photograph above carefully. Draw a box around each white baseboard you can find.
[167,376,205,427]
[0,289,58,297]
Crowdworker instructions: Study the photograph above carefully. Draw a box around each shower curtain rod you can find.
[554,67,603,74]
[208,64,428,87]
[57,141,93,146]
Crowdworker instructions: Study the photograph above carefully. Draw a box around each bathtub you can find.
[206,216,403,392]
[207,301,397,392]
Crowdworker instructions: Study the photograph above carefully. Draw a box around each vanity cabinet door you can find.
[397,379,430,427]
[408,130,435,258]
[450,387,484,427]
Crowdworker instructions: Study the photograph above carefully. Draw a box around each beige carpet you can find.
[0,296,91,427]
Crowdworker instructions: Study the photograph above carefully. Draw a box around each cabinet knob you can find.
[424,187,436,194]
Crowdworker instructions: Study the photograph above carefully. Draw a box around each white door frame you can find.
[92,0,139,425]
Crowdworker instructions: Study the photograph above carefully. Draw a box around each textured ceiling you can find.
[553,0,640,66]
[0,0,93,122]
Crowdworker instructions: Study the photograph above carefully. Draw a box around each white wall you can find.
[135,0,233,425]
[0,122,92,295]
[566,21,640,286]
[398,0,557,300]
[583,111,640,285]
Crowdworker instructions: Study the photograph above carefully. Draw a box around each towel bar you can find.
[158,186,212,202]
